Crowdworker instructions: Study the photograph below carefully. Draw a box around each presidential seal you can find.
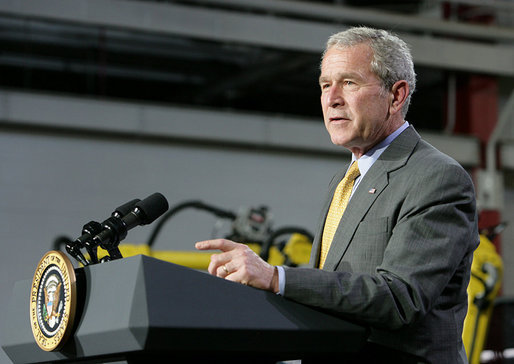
[30,251,77,351]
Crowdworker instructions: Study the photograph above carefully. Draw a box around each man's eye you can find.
[344,80,355,86]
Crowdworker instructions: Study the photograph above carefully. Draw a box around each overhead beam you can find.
[189,0,514,43]
[0,0,513,76]
[0,89,342,154]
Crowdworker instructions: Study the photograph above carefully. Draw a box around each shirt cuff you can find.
[276,265,285,296]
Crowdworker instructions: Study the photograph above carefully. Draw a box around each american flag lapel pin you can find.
[368,188,376,194]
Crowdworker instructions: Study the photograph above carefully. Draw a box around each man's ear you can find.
[389,80,409,115]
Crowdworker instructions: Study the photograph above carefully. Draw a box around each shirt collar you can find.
[352,121,409,179]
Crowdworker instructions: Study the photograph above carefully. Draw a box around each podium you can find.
[2,255,367,363]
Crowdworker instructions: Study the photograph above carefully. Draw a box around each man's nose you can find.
[327,85,345,108]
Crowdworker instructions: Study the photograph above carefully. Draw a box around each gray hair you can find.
[324,27,416,117]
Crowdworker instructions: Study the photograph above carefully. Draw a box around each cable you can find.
[260,226,314,262]
[146,200,236,247]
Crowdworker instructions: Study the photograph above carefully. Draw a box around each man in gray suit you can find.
[196,27,478,363]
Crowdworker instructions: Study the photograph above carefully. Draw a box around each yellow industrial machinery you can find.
[95,232,312,270]
[54,200,314,269]
[463,224,505,364]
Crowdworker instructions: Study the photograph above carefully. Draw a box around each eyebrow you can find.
[318,76,330,85]
[318,72,362,85]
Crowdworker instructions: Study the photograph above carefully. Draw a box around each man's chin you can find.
[329,135,350,147]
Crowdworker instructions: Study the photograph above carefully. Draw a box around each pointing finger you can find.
[195,239,241,252]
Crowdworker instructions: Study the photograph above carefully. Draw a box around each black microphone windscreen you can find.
[135,193,169,224]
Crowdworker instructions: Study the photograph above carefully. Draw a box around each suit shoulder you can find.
[412,138,465,169]
[402,138,474,191]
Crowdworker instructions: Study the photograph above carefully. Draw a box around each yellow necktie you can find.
[319,162,361,269]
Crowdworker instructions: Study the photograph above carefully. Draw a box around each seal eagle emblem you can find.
[30,251,77,351]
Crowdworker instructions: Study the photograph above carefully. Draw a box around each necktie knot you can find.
[346,161,361,182]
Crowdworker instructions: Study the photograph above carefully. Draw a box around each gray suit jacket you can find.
[283,126,478,363]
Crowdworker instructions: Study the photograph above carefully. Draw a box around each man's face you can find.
[319,43,393,157]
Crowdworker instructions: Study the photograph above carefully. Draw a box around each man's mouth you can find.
[329,116,350,122]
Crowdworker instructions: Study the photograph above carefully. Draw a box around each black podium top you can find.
[2,255,367,363]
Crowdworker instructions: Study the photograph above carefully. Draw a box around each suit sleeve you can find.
[283,160,478,330]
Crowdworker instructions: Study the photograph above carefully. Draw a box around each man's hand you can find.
[195,239,279,293]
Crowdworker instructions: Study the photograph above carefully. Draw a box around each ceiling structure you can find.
[1,0,512,133]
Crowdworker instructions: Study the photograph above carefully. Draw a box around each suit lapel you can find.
[319,126,421,271]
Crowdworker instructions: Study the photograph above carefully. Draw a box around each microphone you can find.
[66,198,141,265]
[92,193,169,260]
